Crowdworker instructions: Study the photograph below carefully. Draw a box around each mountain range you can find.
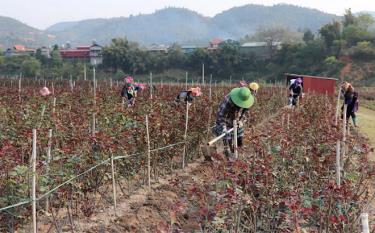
[0,4,354,49]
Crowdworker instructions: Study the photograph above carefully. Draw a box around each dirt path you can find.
[356,106,375,228]
[357,107,375,161]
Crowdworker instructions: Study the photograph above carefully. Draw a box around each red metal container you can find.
[285,73,338,95]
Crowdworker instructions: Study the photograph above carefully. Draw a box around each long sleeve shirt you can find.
[216,95,248,129]
[289,83,302,98]
[176,91,194,103]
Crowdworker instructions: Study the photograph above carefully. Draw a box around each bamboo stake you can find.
[206,107,213,140]
[52,98,56,114]
[84,63,87,81]
[202,63,205,85]
[334,86,341,126]
[343,104,347,141]
[361,213,369,233]
[182,103,189,168]
[46,129,53,212]
[51,82,55,95]
[185,72,188,90]
[341,104,347,173]
[93,66,96,106]
[149,72,153,100]
[233,120,238,158]
[31,129,37,233]
[111,153,117,215]
[336,140,341,187]
[287,114,290,129]
[145,115,151,190]
[209,74,212,101]
[18,77,22,101]
[92,113,96,137]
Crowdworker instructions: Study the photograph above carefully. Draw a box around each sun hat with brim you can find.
[229,87,254,109]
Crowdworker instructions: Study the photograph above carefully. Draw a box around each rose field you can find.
[0,77,374,232]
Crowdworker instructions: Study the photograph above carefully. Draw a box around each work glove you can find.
[238,120,244,128]
[222,126,229,135]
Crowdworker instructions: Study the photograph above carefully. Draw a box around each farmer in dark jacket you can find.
[341,82,358,127]
[213,87,255,157]
[288,78,303,106]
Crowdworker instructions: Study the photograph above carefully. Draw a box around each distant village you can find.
[2,38,282,62]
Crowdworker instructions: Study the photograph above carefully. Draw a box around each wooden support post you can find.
[185,72,188,90]
[233,120,238,158]
[182,103,189,168]
[287,114,290,130]
[111,153,117,215]
[31,129,37,233]
[145,115,151,190]
[51,82,55,95]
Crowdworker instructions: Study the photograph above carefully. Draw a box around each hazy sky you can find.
[0,0,374,29]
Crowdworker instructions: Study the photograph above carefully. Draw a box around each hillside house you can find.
[147,44,169,54]
[207,38,223,51]
[60,43,103,63]
[181,45,205,54]
[240,41,282,59]
[5,45,36,57]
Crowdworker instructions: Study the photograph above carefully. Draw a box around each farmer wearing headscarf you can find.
[341,82,358,126]
[175,87,202,105]
[289,77,303,106]
[214,87,255,158]
[40,87,52,97]
[121,76,137,107]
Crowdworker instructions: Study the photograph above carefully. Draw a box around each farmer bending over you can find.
[214,87,255,158]
[288,78,303,106]
[175,87,202,105]
[239,81,259,96]
[121,76,137,107]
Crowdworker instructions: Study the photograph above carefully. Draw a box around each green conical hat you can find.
[229,87,254,109]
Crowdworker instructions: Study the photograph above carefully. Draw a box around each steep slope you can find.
[46,21,80,32]
[50,8,216,45]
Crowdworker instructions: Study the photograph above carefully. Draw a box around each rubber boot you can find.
[352,117,358,127]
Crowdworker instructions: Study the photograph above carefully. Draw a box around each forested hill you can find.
[46,4,338,45]
[0,16,52,49]
[1,4,339,47]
